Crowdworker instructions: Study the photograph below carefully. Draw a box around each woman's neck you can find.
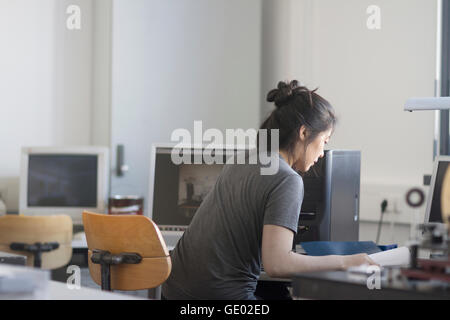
[279,150,293,167]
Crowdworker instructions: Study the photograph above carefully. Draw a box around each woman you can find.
[162,80,375,300]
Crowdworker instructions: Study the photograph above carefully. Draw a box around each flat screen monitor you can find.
[424,156,450,224]
[19,146,109,225]
[148,144,248,233]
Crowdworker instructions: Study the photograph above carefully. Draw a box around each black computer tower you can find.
[294,150,360,244]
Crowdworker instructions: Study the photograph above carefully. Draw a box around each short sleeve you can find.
[263,174,304,234]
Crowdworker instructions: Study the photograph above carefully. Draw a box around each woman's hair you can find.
[258,80,336,163]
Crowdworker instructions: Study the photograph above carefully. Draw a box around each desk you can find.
[0,251,27,266]
[71,239,88,249]
[0,263,143,300]
[292,270,450,300]
[48,280,144,300]
[259,271,290,283]
[72,239,175,252]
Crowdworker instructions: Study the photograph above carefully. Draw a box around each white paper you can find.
[347,247,411,274]
[368,246,410,267]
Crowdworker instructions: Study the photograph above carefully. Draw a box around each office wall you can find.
[91,0,112,147]
[0,0,94,211]
[260,0,438,246]
[109,0,262,208]
[0,0,439,245]
[262,0,437,230]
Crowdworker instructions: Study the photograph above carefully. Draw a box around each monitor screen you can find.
[27,154,98,207]
[151,151,224,228]
[428,160,450,223]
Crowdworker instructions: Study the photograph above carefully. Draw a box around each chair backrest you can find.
[0,215,73,270]
[442,168,450,228]
[82,211,171,291]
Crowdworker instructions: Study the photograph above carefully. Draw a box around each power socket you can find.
[384,197,401,214]
[389,198,399,213]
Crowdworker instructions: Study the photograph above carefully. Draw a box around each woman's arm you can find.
[261,224,377,278]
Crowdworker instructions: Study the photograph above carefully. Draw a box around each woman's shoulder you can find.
[220,150,303,186]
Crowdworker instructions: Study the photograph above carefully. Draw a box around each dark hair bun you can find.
[267,80,317,109]
[266,80,302,108]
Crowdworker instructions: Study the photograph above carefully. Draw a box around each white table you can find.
[48,280,144,300]
[72,238,175,251]
[71,239,88,249]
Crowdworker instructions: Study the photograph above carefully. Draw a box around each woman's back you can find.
[162,152,303,300]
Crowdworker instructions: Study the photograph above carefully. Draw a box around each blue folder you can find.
[300,241,382,256]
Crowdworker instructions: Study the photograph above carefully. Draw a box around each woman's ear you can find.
[298,125,308,142]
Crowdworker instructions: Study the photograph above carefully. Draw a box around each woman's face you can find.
[294,128,332,172]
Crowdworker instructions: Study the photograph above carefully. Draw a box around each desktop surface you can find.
[48,280,145,300]
[292,269,450,300]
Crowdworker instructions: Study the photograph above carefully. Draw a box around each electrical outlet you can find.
[385,196,401,214]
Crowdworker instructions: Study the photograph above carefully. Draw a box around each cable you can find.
[376,199,388,245]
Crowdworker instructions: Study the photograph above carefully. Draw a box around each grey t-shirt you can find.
[161,153,304,300]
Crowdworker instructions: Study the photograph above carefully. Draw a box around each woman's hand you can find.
[340,253,378,270]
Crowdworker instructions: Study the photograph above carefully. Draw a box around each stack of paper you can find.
[347,247,411,274]
[369,246,410,267]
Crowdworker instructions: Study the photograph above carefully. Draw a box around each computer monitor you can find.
[19,146,110,225]
[424,156,450,224]
[148,143,247,246]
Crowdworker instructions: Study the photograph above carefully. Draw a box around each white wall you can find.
[0,0,95,211]
[310,0,436,227]
[262,0,436,218]
[261,0,437,244]
[0,0,262,213]
[91,0,112,147]
[0,0,55,210]
[110,0,262,207]
[306,0,436,186]
[54,0,94,146]
[0,0,439,246]
[359,220,412,247]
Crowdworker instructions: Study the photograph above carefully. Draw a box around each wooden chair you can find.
[82,211,171,294]
[0,215,73,269]
[442,167,450,229]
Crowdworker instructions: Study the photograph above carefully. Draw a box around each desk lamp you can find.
[404,97,450,111]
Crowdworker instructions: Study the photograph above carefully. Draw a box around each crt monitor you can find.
[19,146,110,225]
[148,144,247,238]
[424,156,450,224]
